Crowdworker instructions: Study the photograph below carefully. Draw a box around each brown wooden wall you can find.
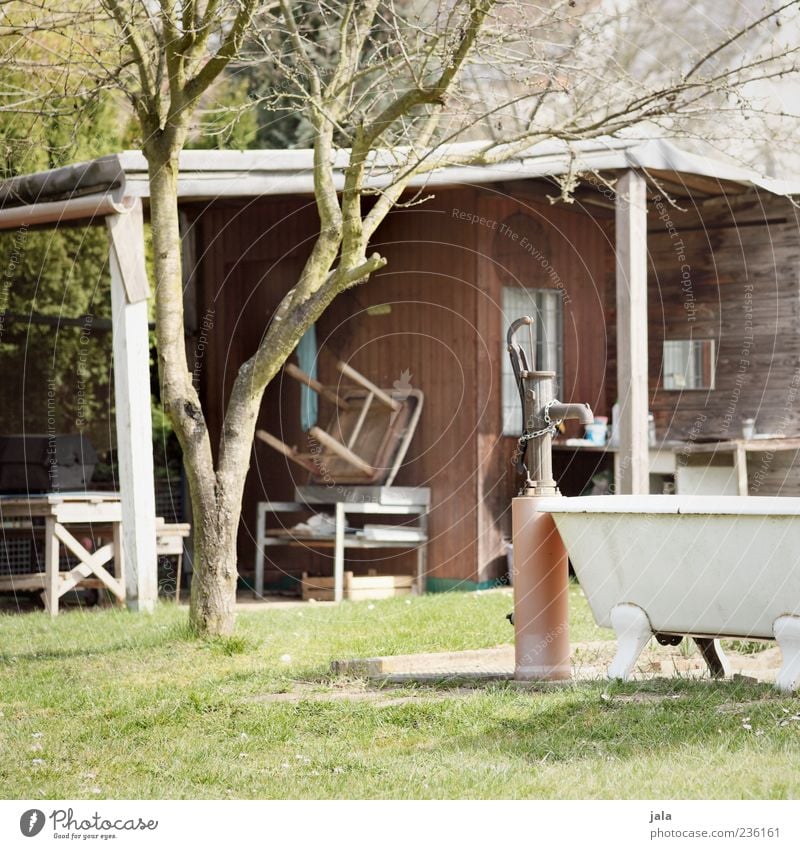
[605,190,800,466]
[311,185,609,584]
[471,185,612,573]
[185,183,800,588]
[318,188,481,585]
[184,182,615,588]
[188,195,326,587]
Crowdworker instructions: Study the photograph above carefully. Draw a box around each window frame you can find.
[662,338,716,391]
[501,286,564,436]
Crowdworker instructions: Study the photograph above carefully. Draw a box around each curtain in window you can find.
[296,324,318,432]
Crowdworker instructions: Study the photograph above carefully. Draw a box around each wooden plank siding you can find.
[184,179,800,587]
[320,185,611,584]
[191,196,326,585]
[319,188,482,585]
[605,190,800,498]
[185,182,614,587]
[472,187,612,549]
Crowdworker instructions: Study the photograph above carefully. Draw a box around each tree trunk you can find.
[141,130,372,637]
[192,447,252,636]
[189,497,240,636]
[144,132,238,636]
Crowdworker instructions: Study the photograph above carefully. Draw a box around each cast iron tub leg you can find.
[608,603,652,682]
[774,615,800,693]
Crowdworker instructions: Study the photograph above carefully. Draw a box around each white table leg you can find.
[733,444,749,496]
[255,503,266,599]
[416,510,428,594]
[112,521,126,606]
[43,517,59,617]
[334,502,345,603]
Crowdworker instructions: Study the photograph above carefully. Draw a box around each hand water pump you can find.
[507,315,594,680]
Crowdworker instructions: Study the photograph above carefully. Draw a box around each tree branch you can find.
[185,0,264,101]
[361,0,496,148]
[685,0,799,80]
[101,0,156,105]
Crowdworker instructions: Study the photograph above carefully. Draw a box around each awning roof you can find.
[0,136,797,229]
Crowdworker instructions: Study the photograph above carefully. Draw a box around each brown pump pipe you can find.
[507,315,593,681]
[512,497,571,680]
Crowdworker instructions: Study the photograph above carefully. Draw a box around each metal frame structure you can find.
[255,487,430,603]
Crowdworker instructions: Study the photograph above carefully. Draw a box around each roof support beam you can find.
[107,199,158,611]
[0,192,133,231]
[615,170,650,495]
[107,202,151,302]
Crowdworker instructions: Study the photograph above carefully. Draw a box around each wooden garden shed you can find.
[1,137,798,597]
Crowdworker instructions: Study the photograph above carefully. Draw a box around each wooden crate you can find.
[301,570,414,601]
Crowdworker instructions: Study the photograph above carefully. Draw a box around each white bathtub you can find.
[536,495,800,691]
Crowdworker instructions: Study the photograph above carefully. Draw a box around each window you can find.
[502,287,564,435]
[662,339,715,390]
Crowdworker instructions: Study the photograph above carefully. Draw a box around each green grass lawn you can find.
[1,586,799,799]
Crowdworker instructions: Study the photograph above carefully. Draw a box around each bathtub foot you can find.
[774,615,800,693]
[694,638,730,679]
[608,604,652,681]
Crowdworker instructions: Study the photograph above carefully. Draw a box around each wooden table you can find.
[552,442,677,493]
[0,492,124,616]
[255,486,430,602]
[677,436,800,495]
[553,437,800,495]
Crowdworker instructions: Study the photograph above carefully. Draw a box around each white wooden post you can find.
[106,200,158,611]
[334,501,346,603]
[615,170,650,495]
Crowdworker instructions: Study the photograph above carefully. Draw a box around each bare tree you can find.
[479,0,800,172]
[1,0,798,634]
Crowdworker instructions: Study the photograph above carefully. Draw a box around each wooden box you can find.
[301,570,414,601]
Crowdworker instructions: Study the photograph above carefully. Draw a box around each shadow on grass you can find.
[0,618,198,663]
[422,677,795,765]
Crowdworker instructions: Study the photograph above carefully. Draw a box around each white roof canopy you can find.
[0,136,797,230]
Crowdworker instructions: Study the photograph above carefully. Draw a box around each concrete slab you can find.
[332,640,784,685]
[331,645,515,680]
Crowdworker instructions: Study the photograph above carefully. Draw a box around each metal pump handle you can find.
[506,315,536,437]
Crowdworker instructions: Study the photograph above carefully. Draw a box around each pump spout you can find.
[547,401,594,426]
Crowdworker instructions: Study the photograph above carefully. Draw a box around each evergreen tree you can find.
[0,92,128,451]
